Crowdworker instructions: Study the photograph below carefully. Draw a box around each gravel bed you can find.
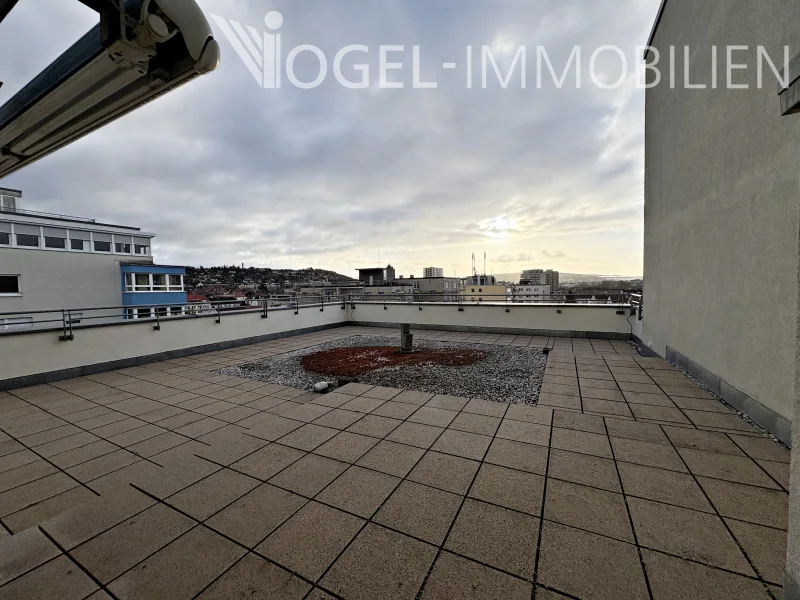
[219,335,547,405]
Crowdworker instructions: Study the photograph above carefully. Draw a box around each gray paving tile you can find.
[421,552,532,600]
[0,526,60,586]
[628,497,753,575]
[276,424,340,452]
[316,466,399,518]
[375,480,462,545]
[678,448,780,488]
[551,428,611,458]
[538,521,648,600]
[611,437,686,471]
[408,451,480,495]
[484,438,548,475]
[108,525,245,600]
[698,477,788,529]
[196,553,311,599]
[356,440,425,478]
[269,454,349,497]
[469,463,544,516]
[726,518,787,585]
[71,503,194,583]
[496,420,550,446]
[0,554,98,600]
[617,462,712,512]
[549,449,620,492]
[206,483,307,548]
[445,498,539,579]
[544,478,632,542]
[387,422,444,449]
[346,415,402,438]
[258,501,364,581]
[314,431,379,463]
[169,469,260,520]
[322,523,436,600]
[431,429,492,460]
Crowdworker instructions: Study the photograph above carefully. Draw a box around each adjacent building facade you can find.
[511,283,551,303]
[0,191,186,328]
[521,269,560,289]
[357,265,396,285]
[423,267,444,278]
[642,1,800,594]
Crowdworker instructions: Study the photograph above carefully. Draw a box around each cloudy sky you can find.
[0,0,659,278]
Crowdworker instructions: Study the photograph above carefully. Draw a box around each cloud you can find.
[0,0,656,277]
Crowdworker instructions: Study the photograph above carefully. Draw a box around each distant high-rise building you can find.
[521,269,560,289]
[423,267,444,278]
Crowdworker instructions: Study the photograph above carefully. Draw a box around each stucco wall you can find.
[352,302,633,336]
[643,0,800,423]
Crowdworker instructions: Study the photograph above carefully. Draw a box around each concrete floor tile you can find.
[425,394,470,411]
[371,401,419,420]
[356,440,425,478]
[628,497,753,575]
[728,435,790,463]
[196,553,311,599]
[0,554,98,600]
[361,386,403,401]
[629,404,691,424]
[663,426,743,454]
[387,422,445,449]
[538,521,648,600]
[757,459,789,489]
[617,462,712,512]
[496,420,550,446]
[258,501,364,581]
[276,424,340,451]
[169,469,260,520]
[421,552,532,600]
[642,549,771,600]
[392,390,435,406]
[206,484,307,548]
[605,418,668,444]
[611,437,686,471]
[445,499,539,579]
[552,411,605,434]
[322,524,436,600]
[337,383,375,396]
[583,398,634,417]
[685,411,756,432]
[448,412,501,436]
[0,460,57,492]
[276,403,333,423]
[71,503,194,583]
[408,407,458,428]
[552,428,611,458]
[339,396,386,414]
[726,518,787,585]
[345,415,402,438]
[698,477,788,529]
[2,485,97,534]
[108,525,245,600]
[469,463,544,516]
[408,451,480,495]
[545,478,632,542]
[314,431,379,463]
[463,398,508,417]
[485,438,548,475]
[0,526,60,586]
[549,448,620,492]
[310,408,365,430]
[236,413,303,441]
[375,480,462,545]
[309,393,354,409]
[431,429,492,460]
[678,448,779,488]
[537,393,582,411]
[0,473,79,518]
[505,405,553,425]
[269,454,349,497]
[316,466,399,518]
[228,443,303,480]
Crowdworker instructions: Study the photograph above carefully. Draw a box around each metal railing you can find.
[0,206,97,224]
[630,293,643,321]
[0,291,635,341]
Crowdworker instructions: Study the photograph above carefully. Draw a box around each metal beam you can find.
[0,0,21,25]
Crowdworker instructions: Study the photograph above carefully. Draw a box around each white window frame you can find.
[124,273,185,293]
[13,224,41,249]
[0,274,22,297]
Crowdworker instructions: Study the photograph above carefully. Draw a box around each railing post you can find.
[154,310,161,331]
[59,309,69,342]
[216,306,221,324]
[320,296,324,312]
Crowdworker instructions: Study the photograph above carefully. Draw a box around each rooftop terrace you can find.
[0,326,789,600]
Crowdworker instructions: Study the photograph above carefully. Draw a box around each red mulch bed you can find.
[301,346,486,377]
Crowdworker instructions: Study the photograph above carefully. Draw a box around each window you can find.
[133,237,150,256]
[136,308,152,319]
[14,224,40,247]
[152,274,167,291]
[135,273,150,289]
[115,242,132,253]
[156,307,168,317]
[168,275,184,291]
[93,232,112,252]
[45,237,66,249]
[0,195,16,210]
[169,306,184,317]
[0,222,9,245]
[0,275,20,295]
[69,230,90,251]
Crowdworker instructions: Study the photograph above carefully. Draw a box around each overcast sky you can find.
[0,0,660,277]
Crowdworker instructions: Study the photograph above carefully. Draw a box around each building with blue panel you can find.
[121,263,187,320]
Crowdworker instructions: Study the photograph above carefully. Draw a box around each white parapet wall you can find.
[349,302,634,338]
[0,306,347,389]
